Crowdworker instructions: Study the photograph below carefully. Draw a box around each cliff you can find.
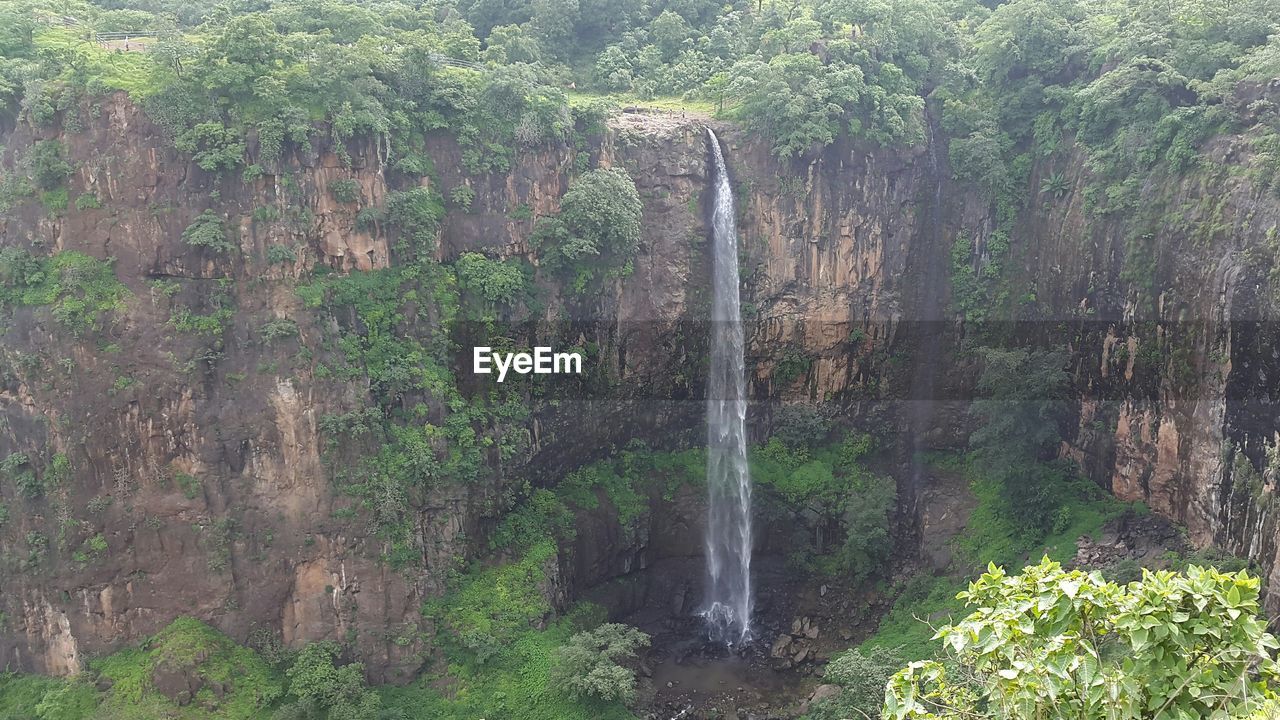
[0,95,926,679]
[4,87,1280,680]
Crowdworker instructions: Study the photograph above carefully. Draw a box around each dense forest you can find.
[3,0,1280,718]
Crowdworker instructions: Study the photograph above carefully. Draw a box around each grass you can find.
[34,28,164,98]
[567,90,719,115]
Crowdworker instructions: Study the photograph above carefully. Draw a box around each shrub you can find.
[806,648,903,720]
[385,187,444,256]
[329,178,360,204]
[281,641,379,719]
[30,140,72,191]
[884,559,1280,719]
[450,184,476,209]
[551,624,650,704]
[266,244,297,265]
[533,168,642,293]
[175,122,245,172]
[182,211,236,253]
[455,252,527,306]
[259,318,298,343]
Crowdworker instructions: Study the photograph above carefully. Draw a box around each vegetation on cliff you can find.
[3,0,1280,717]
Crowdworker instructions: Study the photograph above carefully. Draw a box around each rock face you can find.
[3,91,1280,679]
[0,98,926,679]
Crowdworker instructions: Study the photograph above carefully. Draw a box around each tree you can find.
[968,346,1075,530]
[551,624,651,704]
[650,10,691,59]
[281,641,380,720]
[885,559,1280,720]
[30,140,71,191]
[534,167,642,293]
[529,0,579,61]
[455,252,527,306]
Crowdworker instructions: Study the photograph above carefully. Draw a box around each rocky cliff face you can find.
[5,88,1278,680]
[961,130,1280,611]
[0,96,926,679]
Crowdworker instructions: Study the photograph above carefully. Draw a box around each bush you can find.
[30,140,72,191]
[329,178,360,204]
[266,244,297,265]
[805,648,903,720]
[884,559,1280,719]
[182,211,236,253]
[969,346,1073,532]
[772,404,831,449]
[450,185,476,209]
[455,252,527,306]
[385,187,444,257]
[551,624,650,705]
[533,168,642,293]
[281,642,379,719]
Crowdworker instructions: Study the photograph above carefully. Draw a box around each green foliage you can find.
[266,244,297,265]
[175,123,245,172]
[753,433,895,580]
[30,140,72,191]
[551,624,650,704]
[299,262,529,562]
[385,187,444,258]
[429,540,559,664]
[803,648,903,720]
[0,250,130,336]
[862,452,1126,662]
[182,210,236,254]
[533,168,642,294]
[0,674,95,720]
[773,347,813,386]
[455,252,529,307]
[328,178,360,204]
[449,184,477,209]
[258,318,298,344]
[279,642,379,719]
[491,488,577,551]
[89,617,284,718]
[969,346,1078,532]
[885,559,1280,720]
[1,452,39,498]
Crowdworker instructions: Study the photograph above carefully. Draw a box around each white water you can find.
[701,128,753,645]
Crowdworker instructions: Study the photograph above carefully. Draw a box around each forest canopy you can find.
[1,0,1278,171]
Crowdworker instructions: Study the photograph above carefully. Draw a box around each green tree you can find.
[885,558,1280,720]
[281,641,380,719]
[534,167,642,293]
[551,624,650,705]
[30,140,71,191]
[969,346,1075,531]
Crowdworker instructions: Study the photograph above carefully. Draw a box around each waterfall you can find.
[701,128,753,646]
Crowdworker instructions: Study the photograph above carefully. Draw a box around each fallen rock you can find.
[799,684,842,713]
[770,634,793,658]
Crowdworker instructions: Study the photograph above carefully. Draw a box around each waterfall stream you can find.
[701,128,753,646]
